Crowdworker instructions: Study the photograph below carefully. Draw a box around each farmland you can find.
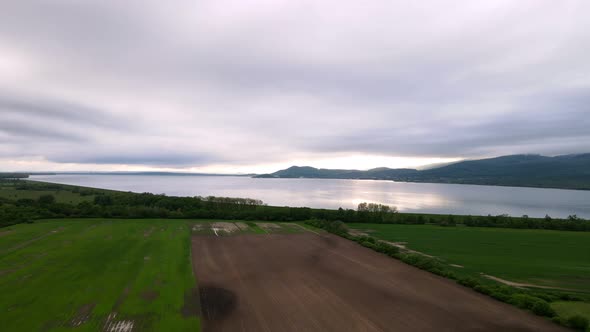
[2,218,574,331]
[0,219,199,331]
[0,181,95,204]
[346,223,590,293]
[1,179,588,331]
[192,229,565,331]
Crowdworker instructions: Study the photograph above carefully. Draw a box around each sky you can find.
[1,0,589,174]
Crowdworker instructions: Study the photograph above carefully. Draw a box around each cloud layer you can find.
[1,0,589,172]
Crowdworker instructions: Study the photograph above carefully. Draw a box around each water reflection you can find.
[29,175,590,218]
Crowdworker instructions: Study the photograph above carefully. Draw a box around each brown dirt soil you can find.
[191,233,567,332]
[255,222,282,232]
[233,222,249,231]
[212,222,241,234]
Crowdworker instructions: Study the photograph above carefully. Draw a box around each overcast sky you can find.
[1,0,589,173]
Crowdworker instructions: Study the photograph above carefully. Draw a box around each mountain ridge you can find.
[254,153,590,190]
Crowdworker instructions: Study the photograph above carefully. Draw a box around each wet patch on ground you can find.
[199,285,237,322]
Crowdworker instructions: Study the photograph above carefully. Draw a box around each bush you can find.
[551,316,567,326]
[305,219,349,236]
[474,285,492,295]
[531,300,555,317]
[509,294,539,310]
[490,291,511,302]
[567,315,589,331]
[38,194,55,204]
[509,294,555,317]
[458,277,480,288]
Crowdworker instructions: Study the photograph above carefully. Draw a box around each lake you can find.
[30,174,590,218]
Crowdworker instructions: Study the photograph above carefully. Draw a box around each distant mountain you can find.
[254,154,590,190]
[258,166,418,180]
[30,171,253,177]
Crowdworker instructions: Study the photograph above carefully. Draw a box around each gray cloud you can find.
[51,152,216,167]
[0,119,85,141]
[0,1,589,170]
[0,93,129,129]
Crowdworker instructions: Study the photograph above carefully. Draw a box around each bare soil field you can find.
[191,232,566,332]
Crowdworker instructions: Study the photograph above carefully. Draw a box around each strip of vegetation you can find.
[0,173,29,179]
[304,219,589,331]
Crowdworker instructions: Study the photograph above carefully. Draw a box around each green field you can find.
[0,184,94,204]
[347,223,590,293]
[552,301,590,328]
[0,219,199,331]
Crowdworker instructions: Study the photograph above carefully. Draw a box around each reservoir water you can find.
[30,174,590,218]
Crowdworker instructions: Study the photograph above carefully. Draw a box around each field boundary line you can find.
[481,273,577,291]
[292,223,320,235]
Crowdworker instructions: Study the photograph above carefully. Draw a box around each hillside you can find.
[256,166,418,180]
[254,154,590,190]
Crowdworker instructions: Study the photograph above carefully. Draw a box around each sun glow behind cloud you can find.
[1,154,461,174]
[191,155,462,174]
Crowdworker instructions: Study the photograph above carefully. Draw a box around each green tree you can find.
[38,194,55,204]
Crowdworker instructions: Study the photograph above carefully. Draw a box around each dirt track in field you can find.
[191,233,566,332]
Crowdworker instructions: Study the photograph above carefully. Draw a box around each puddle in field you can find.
[188,285,237,321]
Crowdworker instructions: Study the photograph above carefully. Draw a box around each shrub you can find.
[531,300,555,317]
[509,294,539,310]
[38,194,55,204]
[373,241,399,256]
[551,316,567,326]
[567,315,589,331]
[490,291,511,302]
[458,277,480,288]
[509,294,555,317]
[473,285,492,295]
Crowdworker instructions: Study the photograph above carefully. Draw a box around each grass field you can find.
[347,223,590,293]
[0,187,94,204]
[552,301,590,329]
[0,182,94,204]
[0,218,199,331]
